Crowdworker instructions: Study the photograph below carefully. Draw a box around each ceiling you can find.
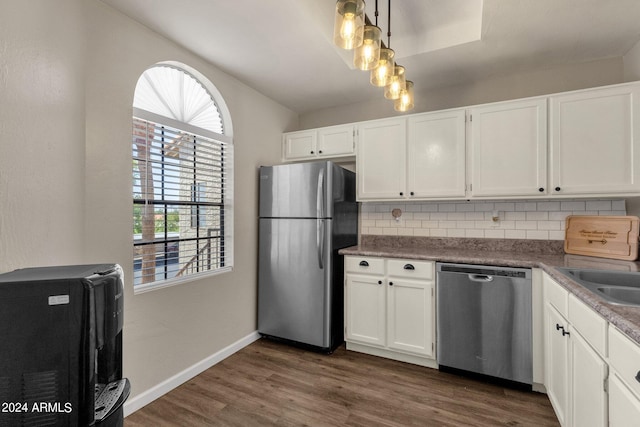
[101,0,640,114]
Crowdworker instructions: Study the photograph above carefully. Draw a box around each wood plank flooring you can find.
[125,338,559,426]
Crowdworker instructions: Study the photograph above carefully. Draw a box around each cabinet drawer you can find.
[609,325,640,399]
[345,256,385,275]
[387,259,434,280]
[543,273,568,317]
[568,294,607,356]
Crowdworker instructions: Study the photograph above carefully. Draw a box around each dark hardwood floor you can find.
[125,338,559,426]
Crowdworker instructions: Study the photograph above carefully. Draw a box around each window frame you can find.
[132,84,233,294]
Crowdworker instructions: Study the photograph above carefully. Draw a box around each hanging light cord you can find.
[375,0,379,26]
[387,0,391,47]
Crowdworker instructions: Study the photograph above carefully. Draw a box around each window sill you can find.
[133,266,233,295]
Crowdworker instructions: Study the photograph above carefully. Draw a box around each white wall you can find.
[300,57,624,129]
[1,0,297,407]
[0,0,87,271]
[624,39,640,81]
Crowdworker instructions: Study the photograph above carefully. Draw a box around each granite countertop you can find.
[339,236,640,345]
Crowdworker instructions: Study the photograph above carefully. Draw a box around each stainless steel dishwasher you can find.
[436,263,532,385]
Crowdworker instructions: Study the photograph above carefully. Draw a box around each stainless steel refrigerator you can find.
[258,161,358,352]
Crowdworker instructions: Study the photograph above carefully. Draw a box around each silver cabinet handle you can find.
[468,274,493,282]
[316,219,324,269]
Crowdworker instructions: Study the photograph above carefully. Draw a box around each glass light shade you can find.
[394,80,415,112]
[333,0,365,50]
[353,25,382,71]
[370,48,395,87]
[384,65,406,99]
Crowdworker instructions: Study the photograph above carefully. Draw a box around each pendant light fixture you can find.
[370,0,395,87]
[384,64,406,100]
[354,24,382,70]
[394,80,414,111]
[333,0,365,50]
[332,0,415,111]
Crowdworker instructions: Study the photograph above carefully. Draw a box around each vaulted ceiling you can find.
[101,0,640,114]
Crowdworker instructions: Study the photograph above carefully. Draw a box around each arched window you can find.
[132,64,233,291]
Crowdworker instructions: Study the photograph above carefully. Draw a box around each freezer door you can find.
[258,218,333,348]
[259,162,332,218]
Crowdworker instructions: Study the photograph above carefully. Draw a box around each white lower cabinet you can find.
[608,325,640,425]
[609,374,640,425]
[344,256,436,366]
[544,273,608,427]
[344,274,386,346]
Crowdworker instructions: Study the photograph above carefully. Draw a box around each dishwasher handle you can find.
[468,274,494,282]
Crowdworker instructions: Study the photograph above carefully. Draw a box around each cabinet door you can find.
[469,98,547,197]
[357,118,407,200]
[318,125,355,157]
[545,303,571,427]
[550,84,640,195]
[407,110,466,198]
[570,331,608,427]
[283,131,317,160]
[345,274,386,346]
[609,373,640,426]
[386,279,435,358]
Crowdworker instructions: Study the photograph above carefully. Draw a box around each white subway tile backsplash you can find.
[516,202,537,211]
[361,199,626,241]
[448,229,466,238]
[561,201,586,211]
[439,204,457,212]
[505,230,527,239]
[612,200,626,211]
[526,211,549,221]
[586,200,612,211]
[536,201,561,211]
[527,230,550,240]
[485,229,506,239]
[505,212,526,221]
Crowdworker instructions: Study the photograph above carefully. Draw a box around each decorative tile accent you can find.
[360,199,627,240]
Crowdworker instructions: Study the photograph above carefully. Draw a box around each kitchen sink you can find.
[557,268,640,306]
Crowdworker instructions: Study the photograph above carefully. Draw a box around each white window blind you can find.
[132,116,232,287]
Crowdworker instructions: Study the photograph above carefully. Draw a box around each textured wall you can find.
[0,0,87,271]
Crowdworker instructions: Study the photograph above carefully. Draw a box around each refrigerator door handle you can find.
[317,219,325,269]
[316,167,325,218]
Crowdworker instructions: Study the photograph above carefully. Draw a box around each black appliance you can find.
[0,264,130,426]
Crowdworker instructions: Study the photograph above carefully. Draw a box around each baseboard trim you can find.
[123,330,261,417]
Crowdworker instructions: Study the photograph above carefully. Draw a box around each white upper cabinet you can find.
[317,125,355,157]
[468,98,548,197]
[282,124,355,161]
[407,109,466,198]
[283,130,316,160]
[550,84,640,195]
[357,118,407,200]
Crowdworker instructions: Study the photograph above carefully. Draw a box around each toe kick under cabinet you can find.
[344,255,437,368]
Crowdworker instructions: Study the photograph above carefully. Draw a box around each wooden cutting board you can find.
[564,215,640,261]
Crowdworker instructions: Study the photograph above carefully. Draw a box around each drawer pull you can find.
[377,280,382,285]
[359,260,369,267]
[403,264,415,270]
[556,324,570,337]
[636,371,640,384]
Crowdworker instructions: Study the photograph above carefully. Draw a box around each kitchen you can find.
[2,0,640,426]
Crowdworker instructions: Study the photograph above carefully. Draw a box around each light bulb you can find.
[353,25,382,70]
[394,81,414,112]
[371,48,395,87]
[340,13,356,42]
[333,0,365,50]
[384,65,406,100]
